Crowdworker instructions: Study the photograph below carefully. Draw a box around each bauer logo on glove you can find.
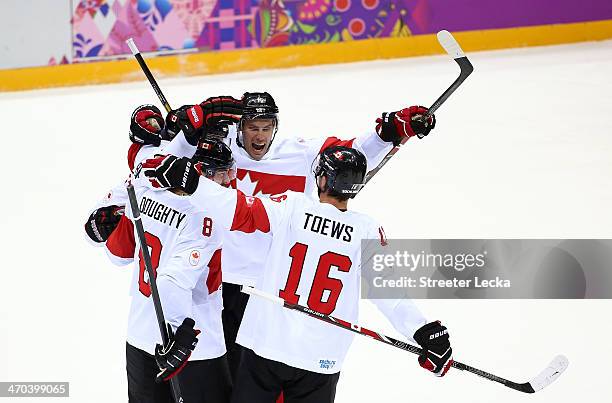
[413,321,453,377]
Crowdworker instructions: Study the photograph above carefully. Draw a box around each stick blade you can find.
[527,355,569,392]
[437,30,465,59]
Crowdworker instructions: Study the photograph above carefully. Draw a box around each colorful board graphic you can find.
[66,0,612,64]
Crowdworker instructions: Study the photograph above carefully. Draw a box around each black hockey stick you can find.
[126,38,173,113]
[363,30,474,186]
[242,286,568,394]
[126,184,184,403]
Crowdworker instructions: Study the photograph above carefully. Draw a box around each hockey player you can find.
[84,101,240,247]
[91,139,236,402]
[155,92,436,380]
[84,103,168,247]
[140,146,453,403]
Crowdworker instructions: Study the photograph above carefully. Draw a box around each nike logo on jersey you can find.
[303,212,353,242]
[139,197,186,229]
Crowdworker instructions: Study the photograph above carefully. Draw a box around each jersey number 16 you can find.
[279,242,352,315]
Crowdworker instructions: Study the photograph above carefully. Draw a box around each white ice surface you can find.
[1,39,611,402]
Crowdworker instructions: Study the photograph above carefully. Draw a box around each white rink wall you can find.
[0,40,611,402]
[0,0,72,69]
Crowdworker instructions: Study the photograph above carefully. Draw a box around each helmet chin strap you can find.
[236,121,245,148]
[316,175,328,196]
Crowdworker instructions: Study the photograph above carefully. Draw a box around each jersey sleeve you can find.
[258,193,295,233]
[87,180,129,215]
[230,191,271,233]
[361,221,427,343]
[128,144,159,171]
[352,130,393,171]
[127,138,190,172]
[159,132,197,159]
[189,177,294,236]
[189,177,240,231]
[156,211,224,330]
[104,215,136,266]
[231,191,296,235]
[303,131,392,172]
[368,298,427,344]
[127,144,143,171]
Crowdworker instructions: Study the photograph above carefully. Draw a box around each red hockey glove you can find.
[154,318,200,382]
[166,105,205,145]
[200,96,243,129]
[376,105,436,146]
[413,321,453,377]
[129,104,165,146]
[166,97,242,144]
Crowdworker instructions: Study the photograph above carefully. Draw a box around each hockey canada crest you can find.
[189,250,201,266]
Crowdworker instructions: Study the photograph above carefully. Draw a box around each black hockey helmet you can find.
[313,146,367,199]
[242,91,279,121]
[193,139,236,185]
[237,92,279,149]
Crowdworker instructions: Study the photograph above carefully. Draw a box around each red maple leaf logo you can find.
[234,169,306,196]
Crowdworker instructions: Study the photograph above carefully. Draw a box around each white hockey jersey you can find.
[85,139,187,248]
[161,127,393,286]
[186,178,428,374]
[105,181,226,361]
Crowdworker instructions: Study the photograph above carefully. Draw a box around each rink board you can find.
[1,19,612,92]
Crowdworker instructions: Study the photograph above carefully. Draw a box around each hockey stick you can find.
[126,38,173,113]
[242,286,568,394]
[126,183,184,403]
[363,30,474,186]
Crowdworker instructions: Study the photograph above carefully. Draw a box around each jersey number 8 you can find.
[138,232,162,297]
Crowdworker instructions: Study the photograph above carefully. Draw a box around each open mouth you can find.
[252,142,266,152]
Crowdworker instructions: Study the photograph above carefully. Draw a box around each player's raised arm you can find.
[304,105,436,172]
[140,152,291,236]
[141,153,276,233]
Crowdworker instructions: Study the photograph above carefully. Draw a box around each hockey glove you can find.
[84,205,125,243]
[200,96,243,129]
[129,104,165,146]
[155,318,200,382]
[204,120,232,141]
[166,97,242,145]
[413,321,453,377]
[141,155,200,194]
[376,106,436,146]
[166,105,205,146]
